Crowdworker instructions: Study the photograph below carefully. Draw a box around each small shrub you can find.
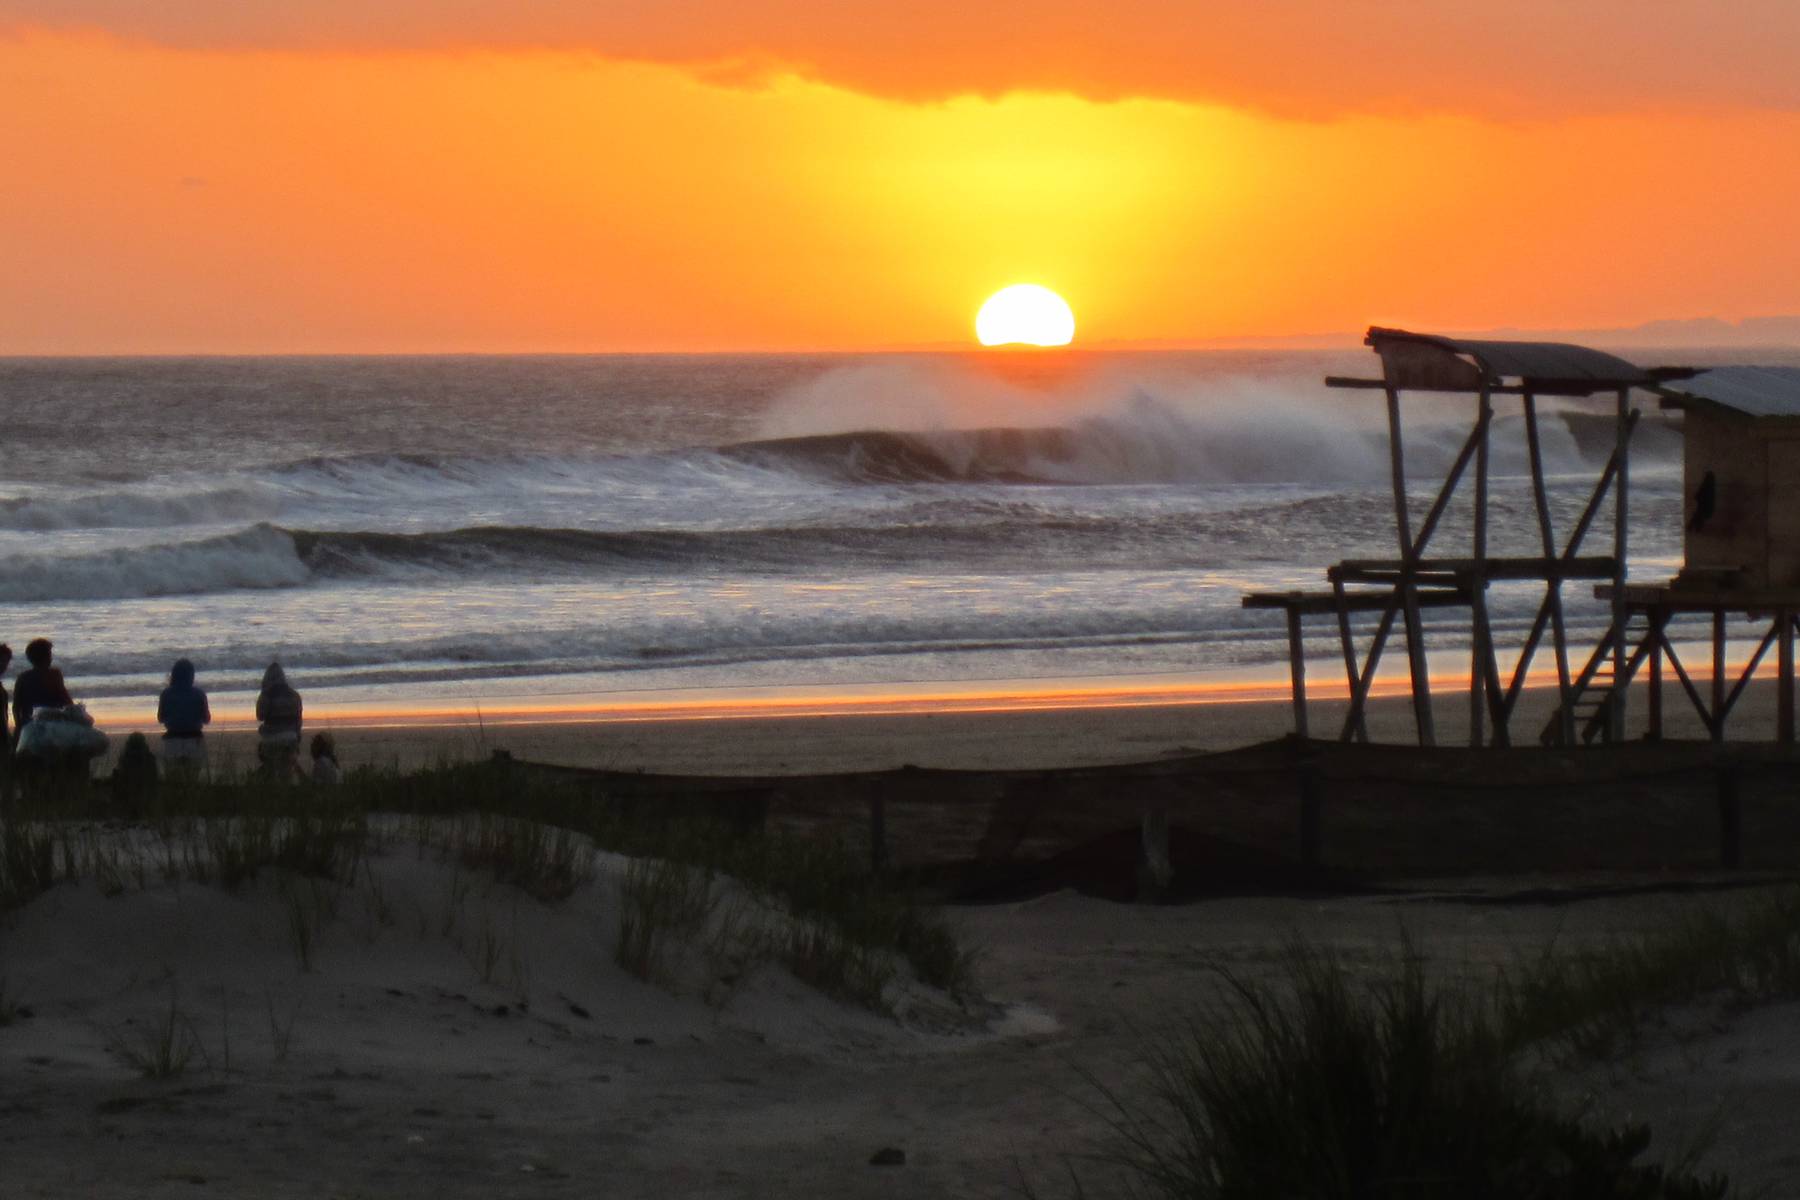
[108,989,203,1080]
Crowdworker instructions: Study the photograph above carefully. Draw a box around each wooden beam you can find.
[1712,611,1728,743]
[1404,410,1492,563]
[1718,621,1779,725]
[1242,589,1468,614]
[1325,376,1633,397]
[1566,411,1638,556]
[1400,590,1435,747]
[1333,556,1617,583]
[1648,609,1665,741]
[1341,603,1399,742]
[1655,628,1716,737]
[1470,585,1510,747]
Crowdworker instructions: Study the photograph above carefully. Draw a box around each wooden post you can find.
[1471,387,1491,748]
[1712,609,1728,743]
[1717,765,1741,869]
[1470,614,1487,747]
[1401,590,1436,747]
[1609,386,1631,742]
[1647,608,1665,741]
[1470,583,1509,747]
[1780,609,1795,745]
[1384,385,1414,552]
[1524,391,1575,736]
[1286,606,1309,740]
[1383,384,1436,746]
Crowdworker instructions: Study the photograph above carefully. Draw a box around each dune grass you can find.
[1495,888,1800,1061]
[0,757,974,1010]
[1047,896,1800,1200]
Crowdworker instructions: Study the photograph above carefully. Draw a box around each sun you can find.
[975,284,1076,347]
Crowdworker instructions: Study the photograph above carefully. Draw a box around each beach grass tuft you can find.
[107,987,203,1081]
[1495,888,1800,1060]
[615,857,718,986]
[1064,937,1734,1200]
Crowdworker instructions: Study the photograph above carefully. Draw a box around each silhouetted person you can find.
[0,643,12,806]
[111,731,160,811]
[309,733,342,786]
[0,643,12,744]
[12,638,74,733]
[1688,469,1717,533]
[256,662,304,778]
[157,658,211,779]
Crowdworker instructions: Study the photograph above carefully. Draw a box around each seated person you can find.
[12,638,73,733]
[157,658,211,778]
[309,733,343,785]
[256,662,304,777]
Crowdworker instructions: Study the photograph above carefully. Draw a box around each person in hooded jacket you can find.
[157,658,211,778]
[255,662,304,778]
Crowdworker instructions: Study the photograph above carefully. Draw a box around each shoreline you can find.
[104,676,1788,778]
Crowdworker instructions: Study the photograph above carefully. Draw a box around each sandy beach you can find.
[5,857,1798,1197]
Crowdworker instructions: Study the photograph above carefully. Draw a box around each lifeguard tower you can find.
[1239,327,1783,748]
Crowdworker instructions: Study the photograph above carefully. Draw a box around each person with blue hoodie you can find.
[157,658,211,777]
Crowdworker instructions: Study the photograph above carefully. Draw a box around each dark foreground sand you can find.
[4,868,1797,1198]
[9,687,1800,1197]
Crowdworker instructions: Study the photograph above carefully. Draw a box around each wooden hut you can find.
[1658,367,1800,592]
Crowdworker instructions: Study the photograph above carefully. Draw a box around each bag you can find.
[17,704,110,761]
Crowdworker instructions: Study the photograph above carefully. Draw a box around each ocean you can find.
[0,350,1691,725]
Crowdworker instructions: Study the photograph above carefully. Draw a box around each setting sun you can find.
[975,285,1076,347]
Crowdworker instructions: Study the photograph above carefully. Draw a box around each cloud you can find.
[4,1,1798,119]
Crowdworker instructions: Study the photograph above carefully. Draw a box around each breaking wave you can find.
[0,399,1660,537]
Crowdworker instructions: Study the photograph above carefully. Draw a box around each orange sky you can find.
[3,6,1799,353]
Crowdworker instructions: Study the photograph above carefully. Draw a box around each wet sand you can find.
[164,671,1780,777]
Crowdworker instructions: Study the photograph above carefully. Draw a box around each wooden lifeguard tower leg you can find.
[1384,384,1436,745]
[1285,607,1309,740]
[1608,386,1632,742]
[1712,610,1728,743]
[1332,578,1369,743]
[1647,607,1667,740]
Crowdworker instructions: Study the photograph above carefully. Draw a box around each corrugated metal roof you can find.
[1659,366,1800,419]
[1366,327,1652,387]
